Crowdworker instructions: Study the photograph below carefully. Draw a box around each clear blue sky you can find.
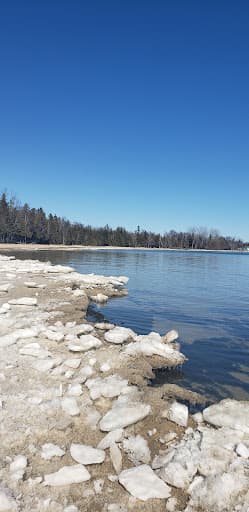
[0,1,249,239]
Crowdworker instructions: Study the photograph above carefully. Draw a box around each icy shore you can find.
[0,254,248,512]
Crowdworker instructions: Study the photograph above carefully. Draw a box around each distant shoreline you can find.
[0,243,247,254]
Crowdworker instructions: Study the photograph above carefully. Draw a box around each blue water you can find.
[9,249,249,401]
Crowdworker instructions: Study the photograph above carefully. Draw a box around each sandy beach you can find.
[0,243,245,254]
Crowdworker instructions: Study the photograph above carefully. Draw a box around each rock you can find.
[95,323,115,330]
[163,329,179,343]
[44,464,91,486]
[110,443,122,474]
[70,444,105,465]
[90,293,109,303]
[97,429,124,450]
[8,297,37,306]
[99,400,151,431]
[64,507,78,512]
[9,455,27,481]
[119,464,171,501]
[168,401,189,427]
[41,443,65,460]
[236,443,249,458]
[0,490,17,511]
[122,435,151,464]
[61,398,80,416]
[203,399,249,433]
[104,327,136,345]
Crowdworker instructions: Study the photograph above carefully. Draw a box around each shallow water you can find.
[8,249,249,401]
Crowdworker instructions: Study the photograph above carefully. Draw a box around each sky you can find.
[0,0,249,240]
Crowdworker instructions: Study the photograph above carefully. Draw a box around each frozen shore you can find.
[0,254,249,511]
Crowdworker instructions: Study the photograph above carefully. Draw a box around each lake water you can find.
[8,249,249,402]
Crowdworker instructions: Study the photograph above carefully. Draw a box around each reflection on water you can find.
[7,248,249,402]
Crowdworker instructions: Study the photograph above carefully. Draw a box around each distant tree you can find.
[0,192,245,250]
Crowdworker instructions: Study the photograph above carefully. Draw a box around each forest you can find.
[0,193,245,250]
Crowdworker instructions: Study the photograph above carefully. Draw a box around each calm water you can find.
[8,249,249,402]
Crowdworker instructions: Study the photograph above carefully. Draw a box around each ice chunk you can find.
[70,444,105,465]
[119,464,171,500]
[104,327,135,344]
[44,464,90,486]
[100,401,151,431]
[163,330,179,343]
[41,443,65,460]
[10,455,27,481]
[0,490,17,511]
[90,293,108,303]
[97,429,124,450]
[86,375,129,400]
[61,398,80,416]
[203,399,249,433]
[8,297,37,306]
[122,435,151,464]
[167,401,188,427]
[110,443,122,474]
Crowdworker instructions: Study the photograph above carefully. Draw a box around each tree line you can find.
[0,193,246,250]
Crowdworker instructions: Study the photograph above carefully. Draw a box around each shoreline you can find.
[0,243,247,254]
[0,253,249,511]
